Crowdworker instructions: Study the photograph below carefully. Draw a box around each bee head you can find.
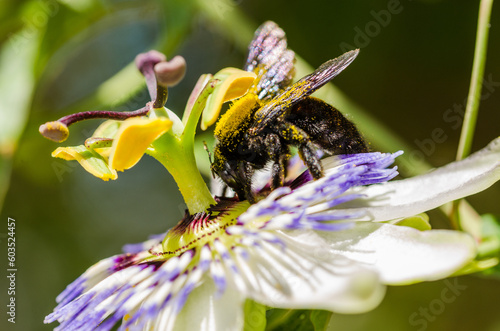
[211,146,245,197]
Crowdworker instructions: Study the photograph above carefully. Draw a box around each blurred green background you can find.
[0,0,499,330]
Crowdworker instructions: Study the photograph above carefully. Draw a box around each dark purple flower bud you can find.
[135,50,166,76]
[154,56,187,87]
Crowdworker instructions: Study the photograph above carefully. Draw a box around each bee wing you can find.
[245,21,295,100]
[252,49,359,133]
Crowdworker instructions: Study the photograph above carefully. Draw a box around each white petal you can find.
[309,222,476,284]
[335,137,500,221]
[242,231,386,314]
[171,277,246,331]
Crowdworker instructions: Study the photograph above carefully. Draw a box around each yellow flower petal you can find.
[109,117,172,171]
[200,67,256,130]
[52,145,118,181]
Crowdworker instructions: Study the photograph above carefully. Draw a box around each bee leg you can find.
[263,133,287,190]
[237,160,255,203]
[271,156,288,190]
[277,121,323,179]
[298,144,323,179]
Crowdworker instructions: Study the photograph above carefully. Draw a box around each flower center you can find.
[161,199,250,256]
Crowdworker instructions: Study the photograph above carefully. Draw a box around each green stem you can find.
[451,0,494,229]
[456,0,494,161]
[149,134,215,214]
[147,79,218,214]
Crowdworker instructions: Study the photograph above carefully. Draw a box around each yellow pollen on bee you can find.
[214,93,260,140]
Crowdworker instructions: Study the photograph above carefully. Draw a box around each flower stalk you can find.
[456,0,494,161]
[451,0,494,229]
[153,142,215,214]
[147,78,219,214]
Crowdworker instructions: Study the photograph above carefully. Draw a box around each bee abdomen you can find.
[286,96,368,154]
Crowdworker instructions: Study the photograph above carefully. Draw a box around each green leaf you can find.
[391,213,431,231]
[452,258,498,276]
[266,309,333,331]
[481,214,500,237]
[266,309,314,331]
[447,214,500,276]
[478,214,500,258]
[0,27,39,213]
[243,299,266,331]
[310,310,332,331]
[58,0,100,12]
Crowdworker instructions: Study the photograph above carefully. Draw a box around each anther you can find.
[154,56,186,88]
[152,56,187,109]
[39,121,69,143]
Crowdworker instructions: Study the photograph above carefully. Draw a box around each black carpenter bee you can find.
[211,21,368,202]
